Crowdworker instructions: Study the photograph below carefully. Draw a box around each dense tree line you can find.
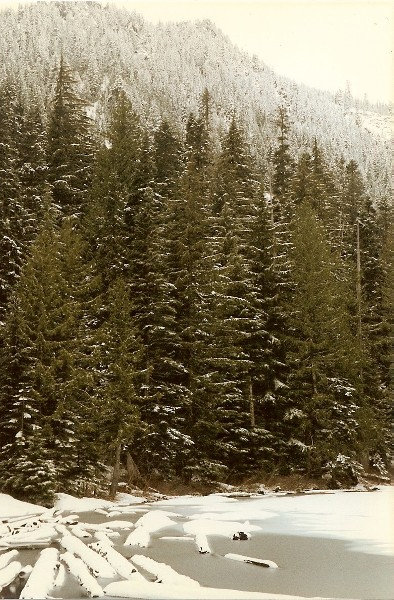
[0,63,391,504]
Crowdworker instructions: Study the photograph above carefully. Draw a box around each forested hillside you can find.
[0,2,392,505]
[0,1,391,200]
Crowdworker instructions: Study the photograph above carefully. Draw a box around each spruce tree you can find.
[0,80,24,325]
[47,57,95,219]
[91,277,142,496]
[283,201,363,479]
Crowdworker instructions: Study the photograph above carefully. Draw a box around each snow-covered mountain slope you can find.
[0,1,391,199]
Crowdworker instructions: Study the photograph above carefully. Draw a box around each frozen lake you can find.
[1,487,393,599]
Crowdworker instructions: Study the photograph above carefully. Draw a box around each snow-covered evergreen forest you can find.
[0,1,392,506]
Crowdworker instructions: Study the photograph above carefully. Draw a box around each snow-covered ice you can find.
[184,518,261,538]
[103,580,337,599]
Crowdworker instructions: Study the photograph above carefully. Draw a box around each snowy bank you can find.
[0,494,46,519]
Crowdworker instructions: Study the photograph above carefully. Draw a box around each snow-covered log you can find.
[61,552,103,597]
[56,515,79,525]
[224,553,278,568]
[53,563,67,588]
[60,534,116,578]
[0,516,43,537]
[89,541,143,580]
[195,533,211,554]
[55,524,69,536]
[94,531,114,546]
[70,525,91,539]
[19,565,33,579]
[130,555,200,587]
[19,547,59,599]
[112,506,137,514]
[0,561,22,591]
[78,522,115,533]
[0,550,19,569]
[133,511,176,533]
[124,527,150,548]
[160,536,194,541]
[103,520,134,530]
[0,526,58,548]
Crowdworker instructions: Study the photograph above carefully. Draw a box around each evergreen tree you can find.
[272,105,293,201]
[47,57,95,219]
[91,277,142,496]
[0,80,24,325]
[283,201,362,478]
[0,206,100,503]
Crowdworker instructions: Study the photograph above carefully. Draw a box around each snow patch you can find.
[55,493,113,513]
[0,494,46,519]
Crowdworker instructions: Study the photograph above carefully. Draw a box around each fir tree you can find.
[283,201,362,477]
[47,57,95,219]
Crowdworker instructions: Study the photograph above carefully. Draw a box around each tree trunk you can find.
[356,219,362,341]
[248,376,255,428]
[126,451,140,486]
[110,442,121,498]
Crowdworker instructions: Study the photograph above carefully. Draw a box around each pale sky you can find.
[1,0,393,103]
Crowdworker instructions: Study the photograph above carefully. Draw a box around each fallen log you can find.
[0,550,19,569]
[61,551,103,598]
[0,561,22,592]
[130,555,200,587]
[124,527,150,548]
[195,533,211,554]
[60,534,116,578]
[224,553,278,568]
[89,540,144,580]
[19,547,59,599]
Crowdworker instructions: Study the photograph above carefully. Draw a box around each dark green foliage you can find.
[0,75,390,499]
[47,57,95,219]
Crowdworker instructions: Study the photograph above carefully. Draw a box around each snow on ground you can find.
[0,494,46,519]
[103,579,339,599]
[54,492,146,513]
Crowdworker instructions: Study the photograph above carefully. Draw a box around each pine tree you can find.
[0,80,24,325]
[272,105,294,201]
[17,104,49,246]
[91,277,142,496]
[283,201,363,479]
[132,121,191,479]
[47,57,95,219]
[0,205,100,503]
